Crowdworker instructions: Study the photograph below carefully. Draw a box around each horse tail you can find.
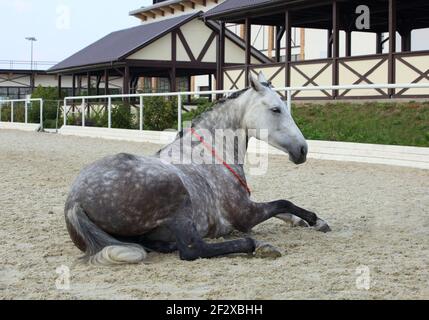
[66,203,147,266]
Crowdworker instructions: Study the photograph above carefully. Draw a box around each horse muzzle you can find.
[288,144,308,165]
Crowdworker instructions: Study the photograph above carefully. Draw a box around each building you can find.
[205,0,429,99]
[0,61,73,100]
[49,9,269,98]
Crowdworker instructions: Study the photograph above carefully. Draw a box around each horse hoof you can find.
[314,219,332,233]
[254,243,282,259]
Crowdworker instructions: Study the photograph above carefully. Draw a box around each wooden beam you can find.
[72,74,76,96]
[245,17,251,86]
[275,26,284,63]
[268,26,274,59]
[240,25,245,39]
[160,6,174,14]
[170,4,184,12]
[171,30,177,92]
[401,30,411,52]
[183,1,195,9]
[138,14,147,22]
[285,11,292,87]
[58,75,62,99]
[150,9,164,17]
[388,0,397,96]
[300,28,305,60]
[87,72,91,95]
[327,29,332,58]
[332,0,339,98]
[376,33,384,54]
[216,22,225,92]
[123,66,130,95]
[190,0,205,6]
[104,69,109,95]
[139,11,155,19]
[345,31,352,57]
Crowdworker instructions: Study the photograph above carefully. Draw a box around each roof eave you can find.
[48,61,126,74]
[129,0,184,17]
[204,0,308,21]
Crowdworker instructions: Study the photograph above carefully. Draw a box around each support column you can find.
[327,29,333,58]
[171,29,177,92]
[96,75,101,96]
[401,30,412,52]
[244,17,251,86]
[169,69,176,92]
[216,22,225,91]
[376,33,384,54]
[268,26,274,59]
[285,11,292,88]
[345,31,352,57]
[332,1,339,98]
[275,26,284,63]
[123,66,130,95]
[208,74,213,102]
[72,74,76,96]
[300,28,306,61]
[87,72,91,95]
[388,0,397,97]
[58,75,62,99]
[104,69,109,95]
[30,73,35,92]
[187,76,192,103]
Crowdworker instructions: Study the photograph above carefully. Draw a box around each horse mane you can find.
[155,82,272,156]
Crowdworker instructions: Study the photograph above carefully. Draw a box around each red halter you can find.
[190,128,252,195]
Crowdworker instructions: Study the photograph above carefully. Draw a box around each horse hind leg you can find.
[65,203,147,266]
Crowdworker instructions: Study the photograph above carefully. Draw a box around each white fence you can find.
[0,98,44,129]
[62,83,429,132]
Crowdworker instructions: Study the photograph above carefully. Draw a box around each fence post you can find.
[11,101,14,123]
[25,100,28,124]
[108,97,112,129]
[139,96,144,131]
[177,94,182,132]
[287,90,292,115]
[81,98,86,127]
[63,100,67,126]
[40,99,43,129]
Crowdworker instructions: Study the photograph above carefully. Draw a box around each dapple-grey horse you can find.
[65,73,330,266]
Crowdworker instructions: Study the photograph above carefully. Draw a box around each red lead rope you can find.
[190,128,252,195]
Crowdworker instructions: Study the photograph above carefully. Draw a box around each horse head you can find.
[242,72,308,165]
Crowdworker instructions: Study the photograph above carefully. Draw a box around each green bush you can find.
[111,103,135,129]
[30,85,63,129]
[143,97,178,131]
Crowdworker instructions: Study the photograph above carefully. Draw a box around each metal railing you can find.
[62,83,429,132]
[63,90,239,132]
[0,60,57,71]
[0,98,44,128]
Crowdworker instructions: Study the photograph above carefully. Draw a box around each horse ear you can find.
[248,73,264,93]
[258,71,268,84]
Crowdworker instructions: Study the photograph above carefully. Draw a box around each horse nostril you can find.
[301,146,307,156]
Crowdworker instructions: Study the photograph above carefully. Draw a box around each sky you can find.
[1,0,428,66]
[0,0,152,63]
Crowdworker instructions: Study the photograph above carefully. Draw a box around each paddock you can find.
[0,129,427,300]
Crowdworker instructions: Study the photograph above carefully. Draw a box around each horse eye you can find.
[271,107,282,114]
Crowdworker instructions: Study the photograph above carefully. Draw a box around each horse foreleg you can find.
[251,200,331,233]
[167,216,258,261]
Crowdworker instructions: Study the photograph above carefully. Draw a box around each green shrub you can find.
[142,97,178,131]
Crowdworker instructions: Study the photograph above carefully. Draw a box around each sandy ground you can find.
[0,129,428,300]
